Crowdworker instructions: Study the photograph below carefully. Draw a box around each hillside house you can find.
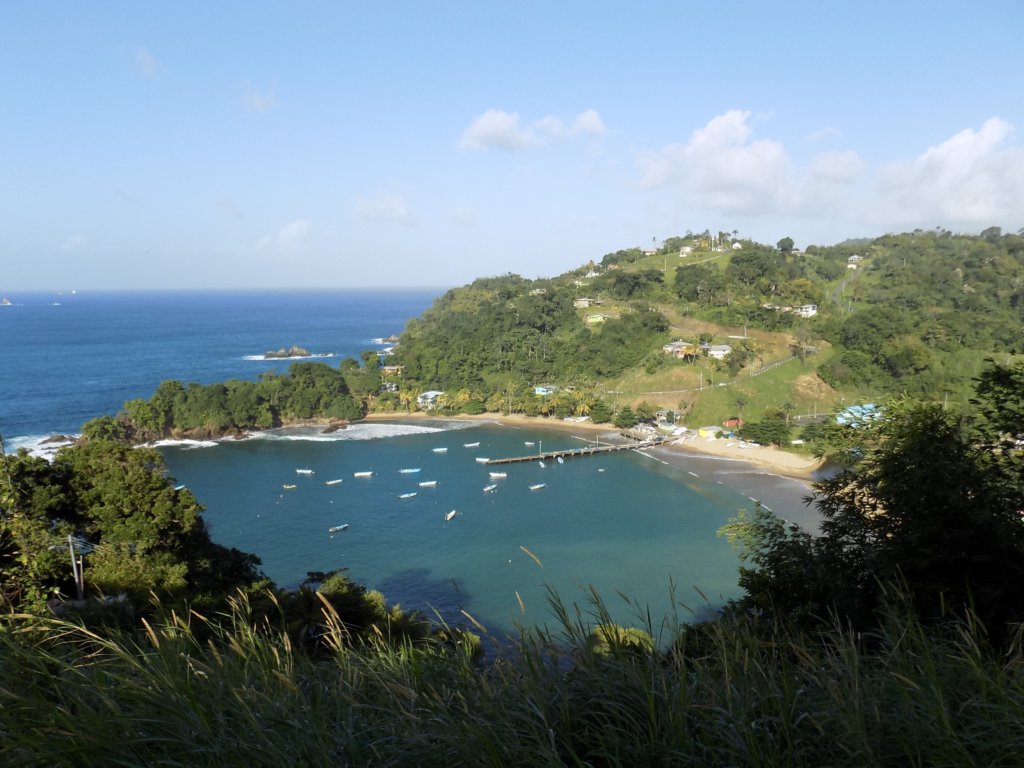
[793,304,818,318]
[706,344,732,360]
[574,297,596,308]
[380,365,405,377]
[662,340,698,358]
[533,385,557,397]
[417,390,444,410]
[528,288,547,296]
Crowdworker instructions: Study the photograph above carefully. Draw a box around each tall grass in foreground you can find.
[2,591,1023,767]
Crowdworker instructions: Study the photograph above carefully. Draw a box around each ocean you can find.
[0,289,814,637]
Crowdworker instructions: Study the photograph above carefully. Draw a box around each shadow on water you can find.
[375,568,515,642]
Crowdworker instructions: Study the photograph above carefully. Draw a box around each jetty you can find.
[485,434,670,466]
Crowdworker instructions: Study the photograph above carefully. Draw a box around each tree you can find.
[723,363,1024,639]
[613,406,637,429]
[777,236,795,255]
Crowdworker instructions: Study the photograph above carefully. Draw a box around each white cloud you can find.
[132,45,162,78]
[804,126,840,143]
[872,117,1024,228]
[449,207,476,226]
[573,109,608,136]
[460,108,607,151]
[61,234,87,253]
[637,110,795,213]
[257,219,310,252]
[355,194,415,226]
[809,150,863,184]
[241,79,278,113]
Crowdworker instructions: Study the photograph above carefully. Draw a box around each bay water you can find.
[0,289,813,637]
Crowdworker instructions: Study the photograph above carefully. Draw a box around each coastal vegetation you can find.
[4,227,1024,762]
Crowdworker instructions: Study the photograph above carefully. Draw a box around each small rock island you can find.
[264,345,311,359]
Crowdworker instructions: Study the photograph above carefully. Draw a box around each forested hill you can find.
[390,228,1024,420]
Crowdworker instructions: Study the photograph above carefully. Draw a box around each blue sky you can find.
[3,1,1022,290]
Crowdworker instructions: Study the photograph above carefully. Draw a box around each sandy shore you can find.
[360,411,823,482]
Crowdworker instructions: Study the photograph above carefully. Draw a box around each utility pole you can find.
[68,534,84,600]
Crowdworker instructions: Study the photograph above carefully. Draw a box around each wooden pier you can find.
[484,435,669,466]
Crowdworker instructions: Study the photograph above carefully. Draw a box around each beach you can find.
[362,411,823,483]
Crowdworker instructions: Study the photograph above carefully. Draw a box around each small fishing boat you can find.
[529,483,546,491]
[445,510,457,521]
[418,480,438,487]
[557,456,564,464]
[325,479,343,486]
[328,524,349,534]
[399,492,418,499]
[432,447,448,453]
[475,457,490,464]
[489,472,507,479]
[296,468,314,475]
[463,441,480,448]
[399,468,421,474]
[282,484,297,490]
[524,441,535,446]
[538,461,546,469]
[353,471,373,478]
[483,484,498,493]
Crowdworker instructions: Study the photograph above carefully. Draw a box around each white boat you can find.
[399,492,418,499]
[557,456,564,464]
[489,472,507,479]
[538,461,546,469]
[483,484,498,493]
[328,524,349,534]
[296,468,314,475]
[529,483,546,491]
[432,447,448,453]
[445,510,457,521]
[282,484,297,490]
[418,480,438,487]
[353,471,373,478]
[524,441,535,446]
[400,468,421,474]
[475,457,489,464]
[325,479,343,486]
[463,442,480,448]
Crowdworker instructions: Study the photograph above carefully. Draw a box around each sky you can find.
[2,1,1023,290]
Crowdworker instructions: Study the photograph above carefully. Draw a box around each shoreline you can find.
[359,411,823,484]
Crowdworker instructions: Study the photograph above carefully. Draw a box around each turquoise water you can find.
[1,288,814,638]
[159,418,784,638]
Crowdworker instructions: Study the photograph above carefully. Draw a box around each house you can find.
[731,241,743,250]
[721,417,744,429]
[662,340,698,358]
[706,344,732,360]
[574,297,595,308]
[417,390,444,410]
[793,304,818,318]
[585,270,601,278]
[679,246,693,256]
[529,288,547,296]
[380,365,404,377]
[533,385,557,397]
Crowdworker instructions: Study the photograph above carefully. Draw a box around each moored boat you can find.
[529,483,546,491]
[432,447,448,453]
[445,510,457,521]
[282,484,297,490]
[296,468,314,475]
[399,468,421,474]
[325,479,343,486]
[353,471,373,478]
[418,480,438,487]
[399,492,418,499]
[475,457,489,463]
[328,524,349,533]
[488,472,507,479]
[463,442,480,448]
[483,484,497,493]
